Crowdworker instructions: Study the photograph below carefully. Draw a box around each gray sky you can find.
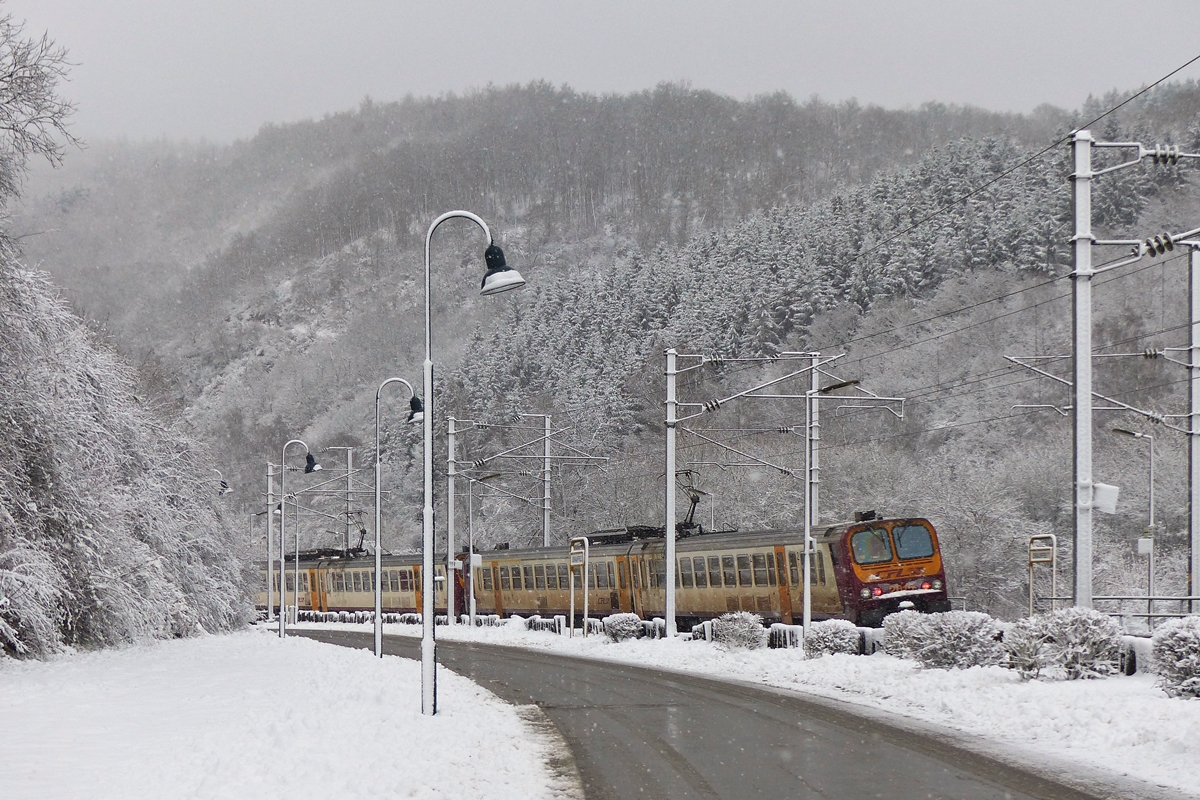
[11,0,1200,143]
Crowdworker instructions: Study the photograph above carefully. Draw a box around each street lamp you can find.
[278,439,320,638]
[421,210,524,715]
[374,377,422,658]
[1112,427,1156,626]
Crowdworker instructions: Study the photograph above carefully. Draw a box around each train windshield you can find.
[850,528,893,564]
[893,524,935,559]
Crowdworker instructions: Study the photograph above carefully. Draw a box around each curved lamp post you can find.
[375,377,423,657]
[277,439,311,638]
[421,210,524,715]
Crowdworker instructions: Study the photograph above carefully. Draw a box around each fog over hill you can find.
[14,80,1200,617]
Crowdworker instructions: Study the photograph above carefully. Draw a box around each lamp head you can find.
[304,453,322,473]
[408,395,425,424]
[480,243,525,296]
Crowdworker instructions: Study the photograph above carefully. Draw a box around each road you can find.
[297,629,1113,800]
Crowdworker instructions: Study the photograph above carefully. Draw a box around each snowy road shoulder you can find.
[0,628,580,800]
[301,620,1200,799]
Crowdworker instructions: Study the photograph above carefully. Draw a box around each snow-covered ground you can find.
[0,627,579,800]
[296,618,1200,799]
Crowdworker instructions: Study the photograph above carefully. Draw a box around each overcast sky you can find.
[10,0,1200,143]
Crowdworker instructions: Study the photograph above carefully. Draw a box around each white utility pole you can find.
[542,414,551,547]
[1191,244,1200,613]
[266,462,275,622]
[446,417,458,626]
[664,348,678,637]
[1071,129,1096,609]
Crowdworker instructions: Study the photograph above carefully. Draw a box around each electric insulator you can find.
[1151,144,1180,165]
[472,459,486,469]
[779,426,791,433]
[1144,234,1175,256]
[1143,348,1164,359]
[703,399,722,412]
[706,355,724,369]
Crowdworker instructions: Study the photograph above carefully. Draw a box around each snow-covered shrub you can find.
[1151,616,1200,698]
[1046,607,1121,679]
[1004,614,1056,679]
[711,611,768,650]
[1002,607,1121,680]
[883,610,1003,669]
[803,619,860,658]
[881,610,927,659]
[603,612,642,642]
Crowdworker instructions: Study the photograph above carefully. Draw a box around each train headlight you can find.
[932,580,943,590]
[860,588,871,599]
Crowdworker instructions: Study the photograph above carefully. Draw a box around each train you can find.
[256,513,950,628]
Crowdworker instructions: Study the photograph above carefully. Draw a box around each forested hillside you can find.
[0,14,250,657]
[16,77,1200,618]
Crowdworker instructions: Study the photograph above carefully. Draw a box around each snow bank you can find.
[303,619,1200,798]
[0,628,574,800]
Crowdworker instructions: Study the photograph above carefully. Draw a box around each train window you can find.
[675,565,679,588]
[752,554,768,586]
[894,525,935,559]
[602,563,613,589]
[851,529,894,564]
[558,564,569,588]
[482,567,493,591]
[413,570,420,592]
[535,564,546,590]
[736,555,751,587]
[398,570,410,592]
[608,562,616,590]
[351,572,360,593]
[523,566,534,591]
[545,563,557,590]
[500,566,511,590]
[630,560,639,588]
[370,572,377,591]
[642,561,650,589]
[766,552,777,586]
[788,552,800,586]
[285,574,294,592]
[390,571,400,593]
[654,559,666,588]
[679,558,694,588]
[817,551,827,585]
[708,556,722,587]
[692,557,707,588]
[775,552,786,587]
[618,561,628,589]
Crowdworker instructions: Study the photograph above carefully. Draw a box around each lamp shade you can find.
[305,453,322,473]
[480,244,525,296]
[408,394,425,424]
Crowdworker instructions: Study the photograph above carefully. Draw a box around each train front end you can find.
[833,517,951,627]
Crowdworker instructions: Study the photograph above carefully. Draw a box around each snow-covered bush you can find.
[881,610,927,659]
[1004,614,1056,679]
[1046,607,1121,679]
[1151,616,1200,698]
[1003,607,1122,680]
[603,612,642,642]
[883,610,1004,669]
[711,611,768,650]
[802,619,860,658]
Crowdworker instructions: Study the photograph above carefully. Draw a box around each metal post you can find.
[543,414,551,547]
[468,479,477,626]
[345,448,353,551]
[803,389,813,637]
[1072,129,1095,608]
[266,462,275,623]
[374,377,416,658]
[278,439,309,637]
[809,352,821,527]
[447,417,457,626]
[1149,435,1156,626]
[1191,244,1200,614]
[664,348,678,636]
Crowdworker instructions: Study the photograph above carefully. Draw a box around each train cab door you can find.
[414,566,423,614]
[773,546,794,624]
[453,555,468,619]
[312,564,327,612]
[627,553,643,618]
[615,555,633,613]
